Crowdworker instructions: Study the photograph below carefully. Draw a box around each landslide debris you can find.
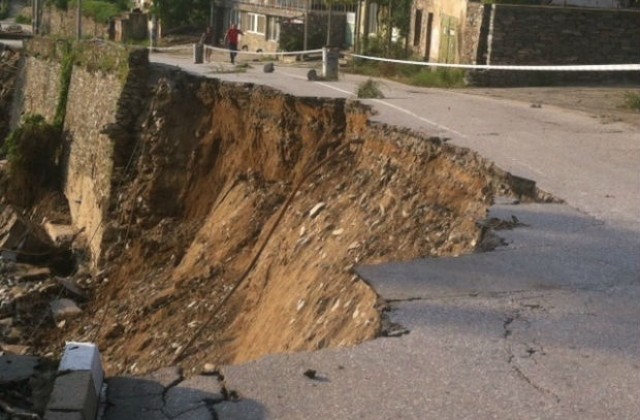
[7,66,546,376]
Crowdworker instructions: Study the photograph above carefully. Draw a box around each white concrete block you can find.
[59,342,104,397]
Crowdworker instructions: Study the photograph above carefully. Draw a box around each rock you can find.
[202,363,217,375]
[0,205,57,259]
[50,298,82,321]
[331,228,344,236]
[303,369,317,379]
[0,343,30,355]
[43,222,78,246]
[57,278,87,301]
[15,266,51,282]
[4,327,22,343]
[263,62,274,73]
[309,202,326,218]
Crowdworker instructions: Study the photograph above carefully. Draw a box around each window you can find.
[245,13,267,35]
[413,10,422,47]
[368,3,378,35]
[267,16,280,41]
[229,10,241,27]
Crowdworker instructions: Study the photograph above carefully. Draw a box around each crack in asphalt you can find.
[161,372,185,405]
[157,371,230,419]
[502,309,560,403]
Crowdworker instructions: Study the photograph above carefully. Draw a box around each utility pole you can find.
[31,0,41,35]
[76,0,82,40]
[303,0,309,51]
[210,0,214,28]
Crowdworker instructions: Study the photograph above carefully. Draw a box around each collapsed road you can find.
[0,42,638,419]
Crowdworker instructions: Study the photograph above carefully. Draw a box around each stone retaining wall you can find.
[470,4,640,85]
[13,38,149,266]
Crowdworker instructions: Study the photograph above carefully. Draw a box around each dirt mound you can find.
[27,69,544,375]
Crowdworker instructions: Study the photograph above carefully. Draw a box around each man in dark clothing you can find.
[200,26,214,62]
[224,24,243,64]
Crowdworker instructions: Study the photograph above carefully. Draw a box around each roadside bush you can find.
[357,79,385,99]
[15,14,31,24]
[1,115,64,207]
[349,60,466,89]
[409,68,467,88]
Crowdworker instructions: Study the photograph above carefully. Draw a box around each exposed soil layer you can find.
[12,67,546,376]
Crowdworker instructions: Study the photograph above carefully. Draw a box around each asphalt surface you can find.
[104,49,640,419]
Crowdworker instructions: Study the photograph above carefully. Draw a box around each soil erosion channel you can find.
[20,66,544,375]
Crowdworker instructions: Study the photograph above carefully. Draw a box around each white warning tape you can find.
[348,53,640,72]
[149,45,193,52]
[204,45,324,56]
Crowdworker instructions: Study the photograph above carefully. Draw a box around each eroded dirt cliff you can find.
[11,65,543,375]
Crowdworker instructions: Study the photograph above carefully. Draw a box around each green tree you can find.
[151,0,210,29]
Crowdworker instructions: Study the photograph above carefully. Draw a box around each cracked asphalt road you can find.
[108,51,640,419]
[104,367,225,420]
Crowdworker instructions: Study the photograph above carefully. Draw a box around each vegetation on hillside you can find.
[150,0,211,29]
[53,0,128,23]
[1,115,64,207]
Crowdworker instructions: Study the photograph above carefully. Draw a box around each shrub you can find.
[409,68,467,88]
[15,14,31,24]
[82,1,121,24]
[357,79,385,99]
[2,115,64,207]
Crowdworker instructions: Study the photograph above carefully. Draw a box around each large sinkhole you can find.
[32,75,540,375]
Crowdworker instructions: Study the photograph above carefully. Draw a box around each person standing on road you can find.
[200,26,214,62]
[224,24,243,64]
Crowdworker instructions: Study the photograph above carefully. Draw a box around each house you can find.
[409,0,640,68]
[409,0,468,63]
[213,1,357,53]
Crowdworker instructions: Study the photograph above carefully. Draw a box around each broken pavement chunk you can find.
[50,298,82,321]
[0,205,56,258]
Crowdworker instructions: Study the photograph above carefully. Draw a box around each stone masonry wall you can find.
[63,69,122,263]
[41,5,109,39]
[461,2,485,65]
[470,4,640,86]
[11,58,62,127]
[14,39,149,266]
[489,5,640,65]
